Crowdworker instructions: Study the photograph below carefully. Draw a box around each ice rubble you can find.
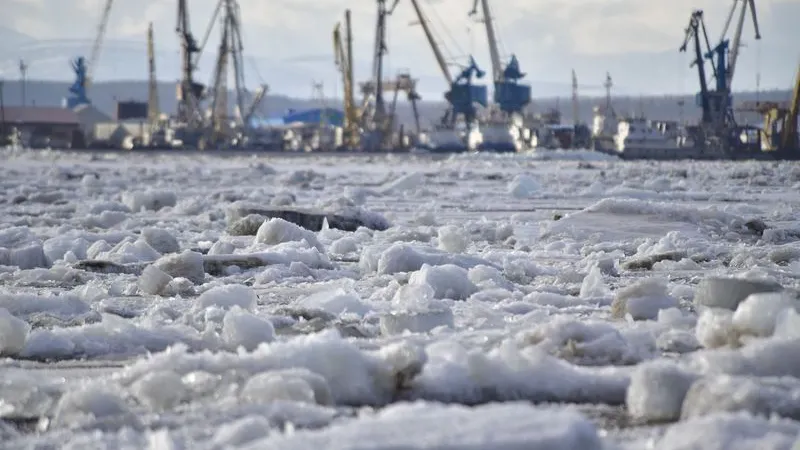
[241,401,603,450]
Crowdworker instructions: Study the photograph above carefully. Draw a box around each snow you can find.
[3,149,800,448]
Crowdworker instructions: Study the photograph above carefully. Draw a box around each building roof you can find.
[0,106,80,126]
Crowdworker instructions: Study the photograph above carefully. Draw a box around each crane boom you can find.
[783,61,800,150]
[147,23,159,126]
[408,0,452,85]
[86,0,114,86]
[334,11,360,148]
[724,0,760,91]
[470,0,502,82]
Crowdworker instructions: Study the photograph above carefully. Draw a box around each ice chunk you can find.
[681,375,800,420]
[255,217,324,252]
[626,361,699,423]
[579,266,609,298]
[51,387,139,429]
[208,240,236,256]
[138,265,173,296]
[655,412,800,450]
[153,250,205,284]
[241,371,318,404]
[197,285,258,312]
[694,276,783,310]
[611,278,679,321]
[508,174,540,198]
[121,189,177,212]
[361,243,491,275]
[0,307,30,356]
[296,289,371,317]
[696,308,737,348]
[222,306,275,351]
[408,264,477,300]
[381,172,425,194]
[379,309,454,335]
[329,236,358,255]
[141,227,180,254]
[242,401,604,450]
[732,292,798,337]
[437,225,469,253]
[130,370,187,410]
[210,416,271,448]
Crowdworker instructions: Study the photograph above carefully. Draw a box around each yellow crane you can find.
[754,62,800,152]
[333,10,360,149]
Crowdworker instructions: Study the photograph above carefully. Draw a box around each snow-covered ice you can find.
[2,148,800,448]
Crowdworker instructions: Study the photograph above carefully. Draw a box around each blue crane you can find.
[469,0,530,116]
[679,1,760,135]
[408,0,487,127]
[66,0,114,109]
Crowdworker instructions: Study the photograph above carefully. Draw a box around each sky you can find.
[0,0,798,99]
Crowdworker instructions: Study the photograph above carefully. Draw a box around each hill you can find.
[0,79,791,128]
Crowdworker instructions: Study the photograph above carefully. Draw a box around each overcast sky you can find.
[1,0,798,98]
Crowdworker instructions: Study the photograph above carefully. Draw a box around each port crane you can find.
[334,11,360,149]
[66,0,114,108]
[469,0,530,117]
[408,0,487,128]
[679,1,760,149]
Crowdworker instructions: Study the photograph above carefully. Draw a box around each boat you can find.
[476,117,529,153]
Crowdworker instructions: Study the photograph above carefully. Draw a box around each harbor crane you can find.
[468,0,530,117]
[408,0,487,128]
[66,0,114,108]
[679,1,760,148]
[176,0,206,129]
[334,10,360,149]
[359,0,401,150]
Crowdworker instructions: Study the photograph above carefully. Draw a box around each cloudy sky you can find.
[1,0,798,99]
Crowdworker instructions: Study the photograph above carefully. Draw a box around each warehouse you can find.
[1,106,85,148]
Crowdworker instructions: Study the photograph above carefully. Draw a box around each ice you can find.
[695,307,737,348]
[611,278,679,321]
[382,172,425,194]
[141,227,180,254]
[197,284,258,312]
[153,250,206,284]
[329,236,358,255]
[681,375,800,420]
[731,292,798,337]
[507,174,541,198]
[693,276,784,310]
[130,370,187,411]
[0,307,30,356]
[653,412,800,450]
[50,386,139,429]
[241,401,603,450]
[222,306,276,351]
[121,189,178,212]
[296,289,371,317]
[138,264,174,296]
[6,152,800,447]
[408,264,477,300]
[626,361,699,422]
[580,266,610,298]
[255,217,325,252]
[437,225,469,253]
[209,416,271,448]
[360,243,492,275]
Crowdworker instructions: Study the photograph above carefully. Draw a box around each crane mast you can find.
[176,0,205,128]
[408,0,452,84]
[408,0,487,127]
[719,0,760,91]
[147,23,160,130]
[470,0,502,82]
[334,10,360,149]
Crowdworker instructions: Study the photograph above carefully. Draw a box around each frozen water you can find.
[2,149,800,448]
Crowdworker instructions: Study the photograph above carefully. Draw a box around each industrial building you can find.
[0,106,85,148]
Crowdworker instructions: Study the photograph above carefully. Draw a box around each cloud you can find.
[0,0,796,97]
